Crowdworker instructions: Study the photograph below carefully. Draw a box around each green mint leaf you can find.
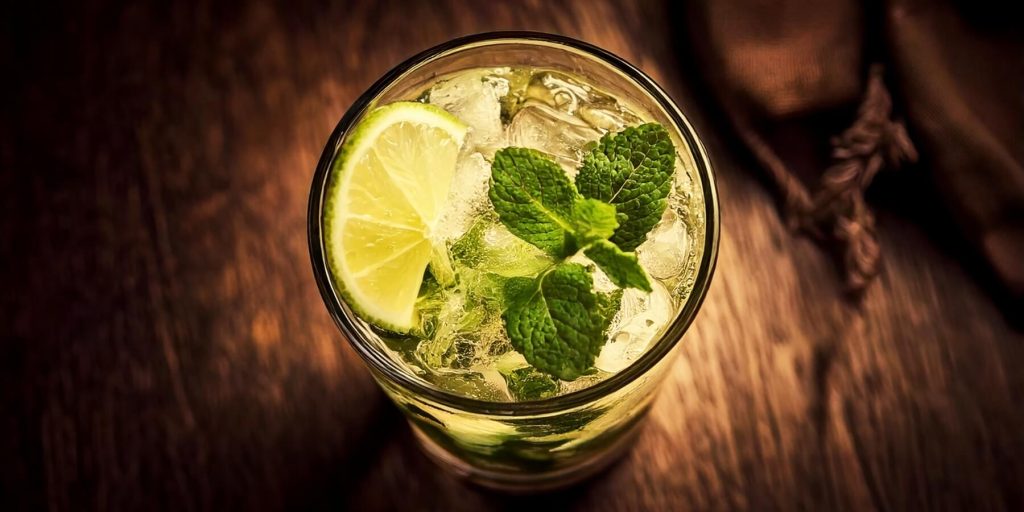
[490,148,578,257]
[503,263,617,380]
[596,288,624,323]
[504,367,559,401]
[575,123,675,251]
[569,198,618,249]
[583,240,652,292]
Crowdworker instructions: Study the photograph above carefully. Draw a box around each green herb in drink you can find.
[486,123,675,380]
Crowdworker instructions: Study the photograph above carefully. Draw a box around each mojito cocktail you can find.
[309,33,718,490]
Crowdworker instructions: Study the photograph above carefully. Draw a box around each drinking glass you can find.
[308,32,720,491]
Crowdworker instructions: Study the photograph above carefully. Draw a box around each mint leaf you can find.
[576,123,675,251]
[504,368,558,401]
[488,125,677,380]
[490,148,578,257]
[503,263,617,380]
[583,240,652,292]
[569,198,618,249]
[596,288,624,323]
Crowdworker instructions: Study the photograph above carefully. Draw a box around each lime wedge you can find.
[324,102,467,332]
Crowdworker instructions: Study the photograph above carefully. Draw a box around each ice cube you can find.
[434,152,491,242]
[594,332,646,374]
[415,277,508,371]
[467,308,509,365]
[595,279,673,373]
[429,70,509,153]
[636,209,690,280]
[506,70,645,170]
[451,220,553,278]
[525,72,593,114]
[414,289,469,369]
[508,101,601,171]
[578,105,640,132]
[525,71,640,124]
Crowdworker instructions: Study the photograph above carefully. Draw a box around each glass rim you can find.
[308,31,720,416]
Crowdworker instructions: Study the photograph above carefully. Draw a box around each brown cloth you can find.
[686,0,1024,311]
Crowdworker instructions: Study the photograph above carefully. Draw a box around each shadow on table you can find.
[321,405,607,511]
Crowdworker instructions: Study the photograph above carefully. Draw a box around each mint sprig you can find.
[488,123,675,380]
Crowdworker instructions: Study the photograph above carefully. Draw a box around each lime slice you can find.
[324,102,467,332]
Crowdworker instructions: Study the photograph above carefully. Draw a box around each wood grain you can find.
[2,1,1022,510]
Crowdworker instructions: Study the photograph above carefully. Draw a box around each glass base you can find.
[410,415,647,493]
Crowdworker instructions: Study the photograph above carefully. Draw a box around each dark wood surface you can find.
[3,1,1022,510]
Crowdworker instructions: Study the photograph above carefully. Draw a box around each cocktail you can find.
[309,33,719,490]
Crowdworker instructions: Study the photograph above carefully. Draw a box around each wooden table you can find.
[3,1,1022,510]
